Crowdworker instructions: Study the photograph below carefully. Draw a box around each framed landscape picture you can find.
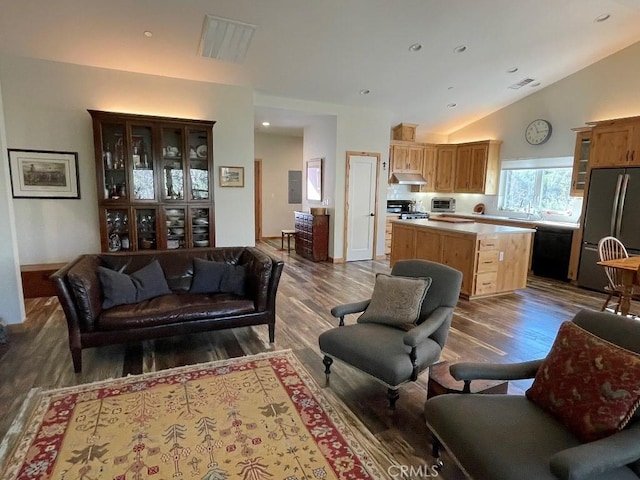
[219,166,244,187]
[8,149,80,199]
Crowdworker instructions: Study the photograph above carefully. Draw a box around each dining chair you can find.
[597,236,631,313]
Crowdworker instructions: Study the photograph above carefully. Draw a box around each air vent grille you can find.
[509,78,536,89]
[199,15,256,64]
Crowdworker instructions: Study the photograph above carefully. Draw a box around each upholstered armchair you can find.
[424,309,640,480]
[319,260,462,407]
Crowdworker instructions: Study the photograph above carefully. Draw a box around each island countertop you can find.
[391,218,536,235]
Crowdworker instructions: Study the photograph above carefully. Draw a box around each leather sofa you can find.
[51,247,284,372]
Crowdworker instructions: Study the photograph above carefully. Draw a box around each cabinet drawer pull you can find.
[482,282,492,286]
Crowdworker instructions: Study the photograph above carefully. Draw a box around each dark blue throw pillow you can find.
[98,260,171,309]
[190,258,246,296]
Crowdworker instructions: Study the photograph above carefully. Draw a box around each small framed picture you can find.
[8,149,80,199]
[219,166,244,187]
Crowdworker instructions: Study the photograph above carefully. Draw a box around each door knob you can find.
[370,213,375,216]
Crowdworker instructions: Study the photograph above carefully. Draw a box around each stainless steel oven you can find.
[431,197,456,213]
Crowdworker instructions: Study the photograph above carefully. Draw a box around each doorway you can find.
[254,159,262,241]
[344,151,380,261]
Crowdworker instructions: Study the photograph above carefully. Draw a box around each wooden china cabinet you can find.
[89,110,216,252]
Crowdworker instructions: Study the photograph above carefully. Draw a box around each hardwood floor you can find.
[0,240,631,478]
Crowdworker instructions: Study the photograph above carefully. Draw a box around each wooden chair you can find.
[598,236,631,313]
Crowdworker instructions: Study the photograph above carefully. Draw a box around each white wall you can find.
[0,55,256,265]
[0,79,26,324]
[254,132,303,237]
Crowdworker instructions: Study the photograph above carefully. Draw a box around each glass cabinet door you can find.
[188,129,210,200]
[164,207,186,249]
[105,208,131,252]
[101,123,128,200]
[131,125,156,201]
[161,127,185,201]
[135,208,158,250]
[190,207,211,247]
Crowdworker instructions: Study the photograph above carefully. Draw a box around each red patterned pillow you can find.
[526,321,640,443]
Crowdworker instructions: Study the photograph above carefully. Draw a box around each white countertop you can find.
[386,212,579,230]
[391,218,536,235]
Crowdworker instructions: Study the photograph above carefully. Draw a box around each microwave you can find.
[431,197,456,212]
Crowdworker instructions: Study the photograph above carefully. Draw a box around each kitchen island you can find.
[390,219,535,299]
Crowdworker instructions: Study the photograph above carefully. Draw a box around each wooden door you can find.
[590,125,633,167]
[454,145,472,192]
[254,159,262,241]
[435,146,456,192]
[420,146,437,192]
[468,144,489,192]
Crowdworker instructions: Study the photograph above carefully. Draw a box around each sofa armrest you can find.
[403,307,451,347]
[330,300,371,326]
[550,424,640,480]
[241,247,284,312]
[450,359,544,382]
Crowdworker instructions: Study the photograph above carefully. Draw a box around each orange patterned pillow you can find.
[526,321,640,442]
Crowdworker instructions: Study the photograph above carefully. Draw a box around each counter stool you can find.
[281,229,296,253]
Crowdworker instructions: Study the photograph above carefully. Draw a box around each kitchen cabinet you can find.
[89,110,215,252]
[589,117,640,167]
[294,211,329,261]
[392,123,417,142]
[419,145,437,192]
[570,129,591,196]
[385,215,397,254]
[390,142,424,174]
[454,141,501,194]
[390,220,533,299]
[434,145,456,192]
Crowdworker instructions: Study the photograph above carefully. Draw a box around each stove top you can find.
[399,212,430,219]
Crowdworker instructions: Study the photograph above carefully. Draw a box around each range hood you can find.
[389,172,428,185]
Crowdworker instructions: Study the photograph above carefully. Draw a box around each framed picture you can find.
[306,158,323,202]
[8,149,80,199]
[219,166,245,187]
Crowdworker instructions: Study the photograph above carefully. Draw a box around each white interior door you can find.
[346,154,378,261]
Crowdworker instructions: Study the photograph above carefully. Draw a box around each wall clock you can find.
[525,119,552,145]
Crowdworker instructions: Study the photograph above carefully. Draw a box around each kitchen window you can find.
[499,157,573,216]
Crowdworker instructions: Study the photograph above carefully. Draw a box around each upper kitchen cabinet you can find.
[570,128,591,196]
[454,140,501,194]
[392,123,418,142]
[89,110,216,252]
[420,145,437,193]
[390,142,424,174]
[434,145,457,192]
[588,116,640,167]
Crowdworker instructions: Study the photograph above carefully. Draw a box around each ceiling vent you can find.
[199,15,256,64]
[509,78,536,89]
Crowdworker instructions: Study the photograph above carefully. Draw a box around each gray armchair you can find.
[318,260,462,408]
[424,309,640,480]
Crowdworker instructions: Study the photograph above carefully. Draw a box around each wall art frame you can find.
[219,166,245,187]
[8,149,80,199]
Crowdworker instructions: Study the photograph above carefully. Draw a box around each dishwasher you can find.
[532,226,573,280]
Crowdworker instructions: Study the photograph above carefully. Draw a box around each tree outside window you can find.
[501,167,573,214]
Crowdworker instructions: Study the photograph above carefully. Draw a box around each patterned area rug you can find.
[1,350,389,479]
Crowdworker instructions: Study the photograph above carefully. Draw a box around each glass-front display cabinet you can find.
[90,110,215,252]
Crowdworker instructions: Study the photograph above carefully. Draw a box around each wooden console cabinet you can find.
[294,212,329,261]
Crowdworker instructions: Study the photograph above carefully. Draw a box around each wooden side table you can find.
[427,361,509,399]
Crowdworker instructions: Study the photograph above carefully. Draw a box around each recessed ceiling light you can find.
[359,89,371,95]
[453,45,467,54]
[261,121,270,127]
[447,103,457,108]
[594,13,610,23]
[507,67,519,73]
[144,31,153,37]
[408,43,422,52]
[530,82,541,88]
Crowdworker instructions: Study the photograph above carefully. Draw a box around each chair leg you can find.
[601,293,613,311]
[431,435,444,471]
[387,388,399,409]
[322,355,333,386]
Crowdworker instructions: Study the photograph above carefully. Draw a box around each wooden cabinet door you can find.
[469,144,490,192]
[590,125,634,167]
[390,145,410,172]
[415,229,442,262]
[420,146,437,192]
[435,146,456,192]
[390,224,416,266]
[441,234,475,296]
[406,146,424,173]
[454,145,472,192]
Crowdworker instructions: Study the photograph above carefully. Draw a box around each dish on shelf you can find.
[196,144,207,158]
[193,217,209,225]
[167,239,180,249]
[194,240,209,247]
[166,209,181,216]
[171,227,184,235]
[192,227,207,234]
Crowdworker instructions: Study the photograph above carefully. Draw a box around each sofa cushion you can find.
[97,293,255,330]
[358,274,431,331]
[190,258,247,296]
[98,260,171,309]
[526,321,640,442]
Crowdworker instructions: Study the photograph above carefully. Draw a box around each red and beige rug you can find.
[0,350,389,480]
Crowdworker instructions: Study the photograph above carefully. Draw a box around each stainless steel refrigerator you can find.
[577,167,640,291]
